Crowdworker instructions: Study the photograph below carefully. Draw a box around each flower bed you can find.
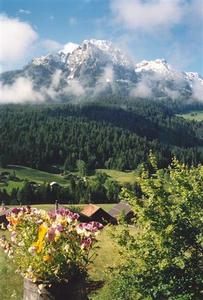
[0,206,103,287]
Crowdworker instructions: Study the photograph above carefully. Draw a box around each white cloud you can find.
[111,0,184,32]
[130,79,152,99]
[192,80,203,101]
[18,9,31,15]
[0,77,43,103]
[51,70,62,89]
[65,80,85,97]
[164,87,180,100]
[0,14,38,64]
[41,70,62,99]
[41,39,63,52]
[94,65,114,95]
[0,70,63,103]
[100,65,114,84]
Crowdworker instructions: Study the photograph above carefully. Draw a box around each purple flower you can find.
[80,237,92,249]
[47,227,56,242]
[56,224,64,232]
[67,211,79,222]
[48,210,56,220]
[11,207,21,215]
[77,221,103,233]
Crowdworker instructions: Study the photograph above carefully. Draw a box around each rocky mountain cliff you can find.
[0,39,202,103]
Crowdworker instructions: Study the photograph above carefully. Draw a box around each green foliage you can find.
[77,160,88,176]
[0,103,203,172]
[103,159,203,299]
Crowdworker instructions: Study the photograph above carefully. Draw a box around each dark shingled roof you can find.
[108,201,132,218]
[81,204,117,225]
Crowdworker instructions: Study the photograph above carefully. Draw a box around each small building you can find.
[81,204,116,225]
[108,201,134,224]
[78,212,91,223]
[50,181,60,187]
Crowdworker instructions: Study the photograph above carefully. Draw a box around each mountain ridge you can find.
[0,39,202,104]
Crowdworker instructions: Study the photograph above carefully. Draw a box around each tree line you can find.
[0,102,203,172]
[0,172,122,206]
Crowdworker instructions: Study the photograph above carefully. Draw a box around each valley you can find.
[0,29,202,300]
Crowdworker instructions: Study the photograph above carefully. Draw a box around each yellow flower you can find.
[43,254,52,262]
[32,223,48,253]
[38,224,48,241]
[33,240,45,254]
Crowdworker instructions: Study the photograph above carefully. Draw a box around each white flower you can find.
[64,244,70,252]
[18,241,25,247]
[28,246,37,255]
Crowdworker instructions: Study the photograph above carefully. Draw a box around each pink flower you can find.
[77,222,103,233]
[56,224,64,232]
[80,237,92,249]
[47,227,56,242]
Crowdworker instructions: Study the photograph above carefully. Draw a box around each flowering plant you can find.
[0,206,103,285]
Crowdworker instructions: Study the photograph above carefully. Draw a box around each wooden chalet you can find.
[81,204,116,225]
[108,201,134,223]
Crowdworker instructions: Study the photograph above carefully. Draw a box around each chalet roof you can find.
[108,201,132,218]
[81,204,101,217]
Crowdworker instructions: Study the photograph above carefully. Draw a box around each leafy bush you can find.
[101,158,203,299]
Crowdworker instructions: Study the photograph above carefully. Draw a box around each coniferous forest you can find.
[0,101,203,172]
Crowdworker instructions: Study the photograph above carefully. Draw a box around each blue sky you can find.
[0,0,203,75]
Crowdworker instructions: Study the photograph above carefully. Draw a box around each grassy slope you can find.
[177,110,203,121]
[0,181,24,194]
[88,226,122,281]
[96,169,136,184]
[0,165,137,195]
[0,165,68,185]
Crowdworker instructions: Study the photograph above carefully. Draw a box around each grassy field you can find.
[0,165,68,185]
[0,181,24,194]
[96,169,136,184]
[0,165,137,195]
[0,166,136,186]
[177,110,203,121]
[0,225,123,300]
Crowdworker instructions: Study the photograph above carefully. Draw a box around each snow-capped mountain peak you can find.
[185,72,203,82]
[32,55,50,66]
[79,39,133,67]
[135,59,173,74]
[59,42,79,55]
[1,38,202,103]
[82,39,113,51]
[31,54,62,66]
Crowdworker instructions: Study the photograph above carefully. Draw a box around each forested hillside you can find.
[0,102,203,171]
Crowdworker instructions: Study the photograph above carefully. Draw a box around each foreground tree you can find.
[101,158,203,300]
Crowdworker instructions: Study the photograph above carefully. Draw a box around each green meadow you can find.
[0,165,68,185]
[95,169,136,184]
[177,110,203,121]
[0,165,137,195]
